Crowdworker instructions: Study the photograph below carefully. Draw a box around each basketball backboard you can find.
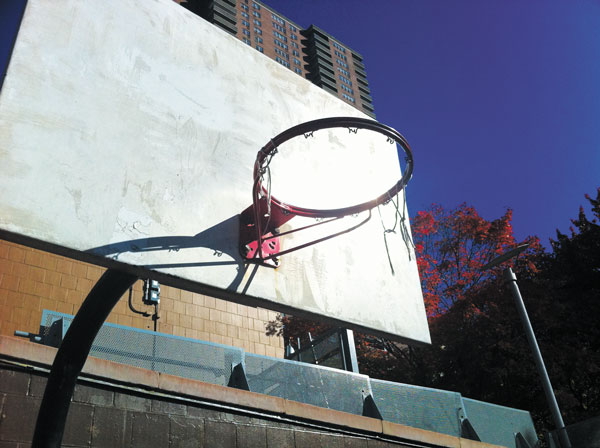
[0,0,430,344]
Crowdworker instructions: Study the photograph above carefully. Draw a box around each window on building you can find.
[241,4,249,11]
[254,27,262,35]
[273,31,287,42]
[275,48,289,60]
[342,93,355,103]
[333,42,346,53]
[253,11,260,18]
[293,57,301,65]
[272,23,286,34]
[336,58,349,69]
[242,29,250,37]
[253,19,261,26]
[241,11,249,18]
[339,75,352,86]
[292,50,300,57]
[340,84,354,95]
[334,50,347,61]
[271,14,284,25]
[274,38,288,50]
[275,56,290,68]
[337,67,351,77]
[256,45,264,53]
[290,25,297,32]
[243,37,251,45]
[291,42,299,49]
[241,19,250,27]
[290,34,297,40]
[294,67,302,74]
[252,2,260,9]
[255,36,263,43]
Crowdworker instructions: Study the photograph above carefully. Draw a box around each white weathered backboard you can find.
[0,0,430,344]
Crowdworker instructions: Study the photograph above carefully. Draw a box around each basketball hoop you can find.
[239,116,414,267]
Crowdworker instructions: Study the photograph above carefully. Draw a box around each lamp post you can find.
[481,244,570,448]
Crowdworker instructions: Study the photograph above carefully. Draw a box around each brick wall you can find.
[0,239,283,357]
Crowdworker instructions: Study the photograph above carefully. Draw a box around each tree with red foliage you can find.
[411,204,540,317]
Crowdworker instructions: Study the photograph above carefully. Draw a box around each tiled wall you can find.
[0,239,283,357]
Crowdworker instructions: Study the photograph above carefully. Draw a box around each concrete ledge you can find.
[83,355,160,389]
[383,420,460,448]
[158,372,286,415]
[284,399,382,434]
[459,439,504,448]
[0,336,504,448]
[0,334,57,366]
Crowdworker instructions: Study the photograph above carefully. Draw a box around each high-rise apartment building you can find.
[179,0,376,117]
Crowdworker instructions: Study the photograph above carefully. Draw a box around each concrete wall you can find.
[1,366,365,447]
[1,366,360,447]
[0,239,284,357]
[0,336,499,448]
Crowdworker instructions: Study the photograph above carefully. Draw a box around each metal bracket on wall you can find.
[460,418,481,441]
[515,432,533,448]
[227,362,250,391]
[362,392,383,419]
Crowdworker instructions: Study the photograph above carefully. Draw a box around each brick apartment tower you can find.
[180,0,376,117]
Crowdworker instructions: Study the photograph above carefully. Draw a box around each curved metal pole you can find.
[32,269,138,448]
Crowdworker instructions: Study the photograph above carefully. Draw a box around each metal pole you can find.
[32,269,138,448]
[341,329,359,373]
[504,268,571,448]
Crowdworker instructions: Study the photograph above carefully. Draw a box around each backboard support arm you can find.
[32,269,138,448]
[239,205,372,267]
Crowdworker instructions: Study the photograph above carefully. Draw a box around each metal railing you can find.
[30,310,538,448]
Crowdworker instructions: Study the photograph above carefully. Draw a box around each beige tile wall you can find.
[0,240,283,357]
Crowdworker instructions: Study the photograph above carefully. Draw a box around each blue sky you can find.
[264,0,600,247]
[2,1,599,247]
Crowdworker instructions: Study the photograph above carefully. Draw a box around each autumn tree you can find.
[411,203,541,316]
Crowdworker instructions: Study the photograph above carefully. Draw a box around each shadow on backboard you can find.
[85,215,258,292]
